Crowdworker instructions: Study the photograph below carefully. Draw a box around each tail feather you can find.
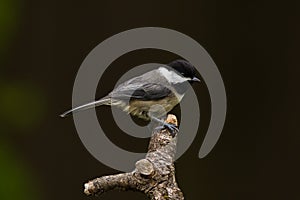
[60,98,110,118]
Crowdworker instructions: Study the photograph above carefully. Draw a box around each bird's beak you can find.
[192,77,201,82]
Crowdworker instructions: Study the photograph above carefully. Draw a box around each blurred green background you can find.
[0,0,299,200]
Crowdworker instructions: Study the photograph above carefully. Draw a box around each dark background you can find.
[0,0,299,200]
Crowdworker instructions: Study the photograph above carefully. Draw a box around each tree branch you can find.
[84,114,184,200]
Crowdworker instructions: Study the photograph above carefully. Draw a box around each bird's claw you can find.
[155,123,178,137]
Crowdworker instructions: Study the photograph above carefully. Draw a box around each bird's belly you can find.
[127,94,181,120]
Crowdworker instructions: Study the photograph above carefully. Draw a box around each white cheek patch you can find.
[158,67,191,84]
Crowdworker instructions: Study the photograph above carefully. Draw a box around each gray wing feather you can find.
[60,69,172,117]
[109,70,172,100]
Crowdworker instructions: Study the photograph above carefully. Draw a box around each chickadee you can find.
[60,59,200,136]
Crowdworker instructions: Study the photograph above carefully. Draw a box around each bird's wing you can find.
[109,82,172,101]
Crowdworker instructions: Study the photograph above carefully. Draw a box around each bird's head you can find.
[168,59,201,83]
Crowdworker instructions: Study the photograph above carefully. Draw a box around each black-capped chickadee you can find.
[60,60,200,136]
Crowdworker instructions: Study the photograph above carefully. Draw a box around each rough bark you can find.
[84,114,184,200]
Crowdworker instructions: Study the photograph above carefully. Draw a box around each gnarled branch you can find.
[84,114,184,200]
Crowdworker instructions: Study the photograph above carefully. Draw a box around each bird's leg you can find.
[150,116,179,137]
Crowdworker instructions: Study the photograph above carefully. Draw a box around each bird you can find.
[60,59,200,136]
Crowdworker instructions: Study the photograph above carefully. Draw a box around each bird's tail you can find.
[60,98,111,118]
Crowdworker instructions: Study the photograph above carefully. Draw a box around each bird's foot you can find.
[155,123,179,137]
